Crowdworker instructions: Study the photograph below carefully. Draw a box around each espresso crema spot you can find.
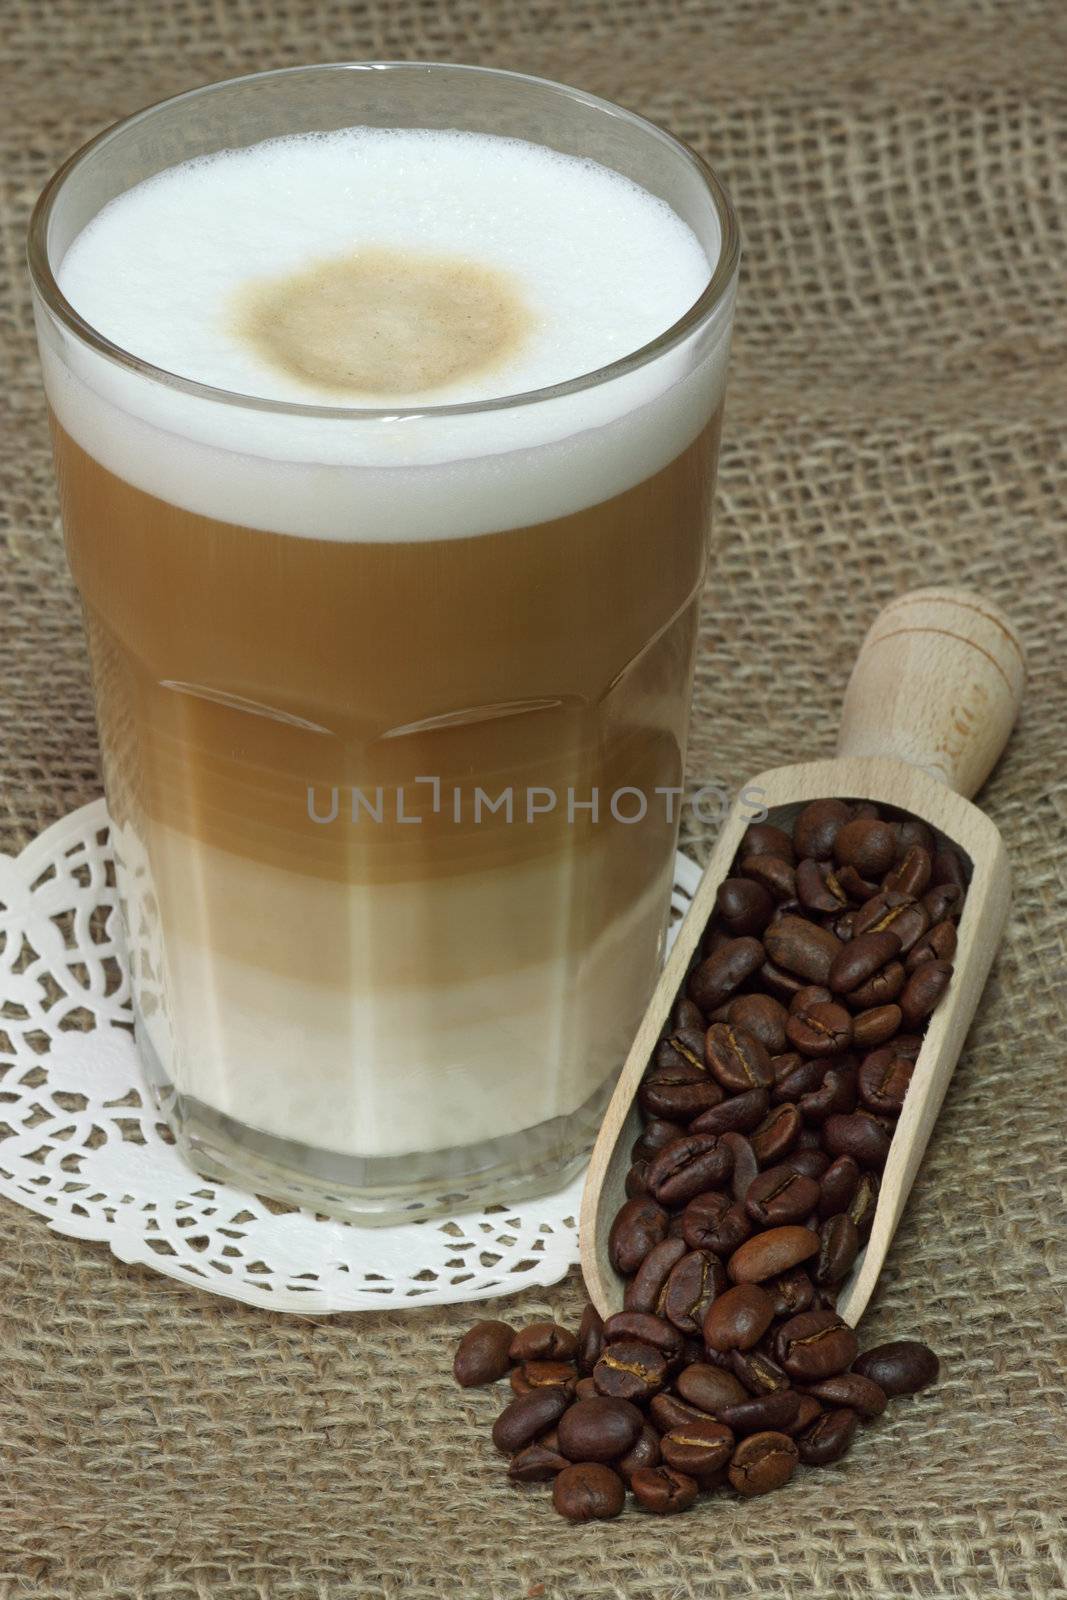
[232,248,535,398]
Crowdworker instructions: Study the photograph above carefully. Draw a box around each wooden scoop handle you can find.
[835,588,1025,798]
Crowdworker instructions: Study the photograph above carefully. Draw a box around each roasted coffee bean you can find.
[623,1236,687,1313]
[932,847,968,892]
[609,1197,669,1275]
[650,1391,716,1433]
[492,1387,571,1454]
[729,1348,790,1394]
[552,1462,625,1521]
[741,822,795,862]
[922,882,962,924]
[858,1049,914,1114]
[688,937,766,1012]
[681,1195,752,1257]
[789,984,832,1012]
[772,1055,826,1102]
[630,1464,699,1514]
[836,863,881,902]
[759,960,808,1000]
[814,1214,860,1285]
[847,1170,880,1232]
[796,857,849,913]
[794,799,853,861]
[625,1160,651,1198]
[802,1372,887,1418]
[771,1048,804,1079]
[661,1418,735,1480]
[852,888,908,934]
[631,1118,685,1162]
[899,959,953,1025]
[509,1322,578,1364]
[639,1067,723,1124]
[832,909,858,942]
[716,876,775,936]
[603,1312,684,1363]
[894,817,935,857]
[703,1284,777,1352]
[510,1361,578,1396]
[848,959,906,1008]
[852,1339,940,1395]
[617,1424,662,1483]
[508,1440,569,1481]
[705,1024,775,1093]
[823,1110,892,1170]
[574,1376,599,1401]
[593,1339,667,1402]
[767,1266,815,1318]
[654,1026,708,1073]
[800,1063,857,1122]
[648,1133,734,1208]
[829,930,902,994]
[741,853,797,900]
[906,919,958,970]
[818,1154,861,1219]
[853,893,928,954]
[556,1396,643,1463]
[728,1430,798,1496]
[723,1132,759,1201]
[852,1003,902,1049]
[727,993,789,1056]
[453,1320,515,1387]
[675,1362,749,1416]
[750,1102,802,1164]
[673,1190,725,1249]
[728,1225,820,1283]
[717,1388,802,1436]
[764,915,842,984]
[883,844,932,899]
[787,1395,824,1436]
[576,1304,604,1375]
[776,1309,858,1381]
[795,1407,858,1465]
[834,818,896,878]
[786,999,853,1056]
[746,1166,821,1227]
[702,928,734,959]
[672,997,708,1032]
[781,1149,830,1183]
[691,1086,769,1136]
[662,1250,727,1335]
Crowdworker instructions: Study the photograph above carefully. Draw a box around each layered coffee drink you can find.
[34,76,737,1218]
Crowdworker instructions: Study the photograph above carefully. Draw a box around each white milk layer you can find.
[123,823,673,1158]
[47,127,731,540]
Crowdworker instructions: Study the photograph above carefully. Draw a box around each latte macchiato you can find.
[35,79,737,1217]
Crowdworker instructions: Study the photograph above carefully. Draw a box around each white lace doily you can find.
[0,801,700,1313]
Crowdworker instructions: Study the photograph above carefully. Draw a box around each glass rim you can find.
[27,60,741,422]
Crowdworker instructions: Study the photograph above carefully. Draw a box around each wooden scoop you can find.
[580,588,1024,1325]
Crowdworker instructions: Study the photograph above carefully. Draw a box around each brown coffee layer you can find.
[231,247,535,397]
[55,412,721,887]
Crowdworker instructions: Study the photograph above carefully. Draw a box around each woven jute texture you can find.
[2,2,1066,1596]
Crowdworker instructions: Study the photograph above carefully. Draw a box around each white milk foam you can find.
[48,128,731,540]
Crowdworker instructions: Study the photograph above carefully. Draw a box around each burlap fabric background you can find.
[2,2,1066,1595]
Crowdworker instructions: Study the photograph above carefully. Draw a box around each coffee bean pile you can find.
[453,800,959,1518]
[455,1310,938,1518]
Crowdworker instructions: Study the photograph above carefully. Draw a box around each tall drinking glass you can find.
[29,63,739,1221]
